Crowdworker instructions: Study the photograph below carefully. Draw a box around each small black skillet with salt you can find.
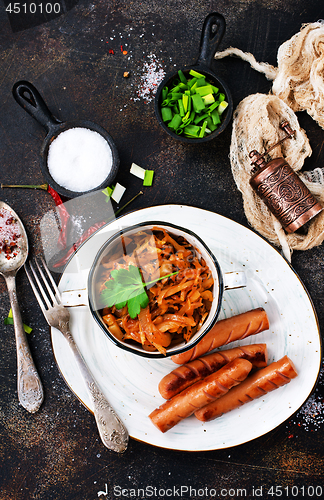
[12,81,119,198]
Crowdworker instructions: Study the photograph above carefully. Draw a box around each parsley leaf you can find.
[100,265,177,319]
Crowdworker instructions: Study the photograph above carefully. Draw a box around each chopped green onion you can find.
[189,69,205,79]
[187,77,197,88]
[218,101,228,114]
[159,70,229,139]
[208,101,220,113]
[178,70,187,84]
[111,183,126,203]
[130,163,146,179]
[191,93,205,112]
[183,124,200,137]
[162,87,168,100]
[202,93,215,105]
[194,113,209,125]
[195,85,214,96]
[102,186,114,202]
[168,113,182,130]
[4,309,32,334]
[211,109,221,125]
[143,170,154,186]
[199,120,208,138]
[178,99,185,117]
[161,107,173,122]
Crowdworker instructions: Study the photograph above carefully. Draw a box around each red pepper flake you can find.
[122,50,128,55]
[109,49,114,54]
[120,45,123,52]
[0,207,21,259]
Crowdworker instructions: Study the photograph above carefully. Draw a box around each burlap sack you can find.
[214,21,324,260]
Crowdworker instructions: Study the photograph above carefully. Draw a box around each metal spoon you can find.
[0,201,44,412]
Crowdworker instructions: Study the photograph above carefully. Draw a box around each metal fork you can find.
[24,257,129,453]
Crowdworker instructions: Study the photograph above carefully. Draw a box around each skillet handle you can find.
[12,80,62,133]
[196,13,226,69]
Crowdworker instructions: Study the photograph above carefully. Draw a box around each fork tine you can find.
[24,262,48,316]
[39,257,62,305]
[34,259,61,306]
[29,261,53,309]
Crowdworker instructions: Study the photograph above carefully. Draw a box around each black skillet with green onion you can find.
[156,68,231,143]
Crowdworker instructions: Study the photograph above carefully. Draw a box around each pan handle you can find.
[196,13,226,69]
[12,80,62,133]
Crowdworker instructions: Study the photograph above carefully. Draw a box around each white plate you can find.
[51,205,321,451]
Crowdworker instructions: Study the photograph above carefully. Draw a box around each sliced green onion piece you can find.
[194,113,209,125]
[211,109,221,125]
[130,162,146,179]
[162,87,168,100]
[161,107,173,122]
[202,93,215,105]
[187,77,197,88]
[178,99,185,117]
[199,120,208,138]
[218,101,228,114]
[219,93,226,102]
[189,69,205,79]
[178,70,187,84]
[195,85,214,96]
[168,93,183,100]
[182,93,189,113]
[102,186,114,198]
[208,101,220,113]
[206,116,217,132]
[111,183,126,203]
[196,77,206,86]
[4,309,32,333]
[183,124,200,137]
[168,113,182,130]
[143,170,154,186]
[191,93,205,112]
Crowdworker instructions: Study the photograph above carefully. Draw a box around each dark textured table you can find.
[1,1,324,499]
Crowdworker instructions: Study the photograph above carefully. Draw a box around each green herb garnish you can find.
[159,69,229,138]
[101,265,178,319]
[4,308,32,334]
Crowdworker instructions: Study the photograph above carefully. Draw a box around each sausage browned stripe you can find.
[149,358,252,433]
[159,344,268,399]
[194,355,298,422]
[171,308,269,365]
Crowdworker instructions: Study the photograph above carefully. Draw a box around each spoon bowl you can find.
[0,201,43,412]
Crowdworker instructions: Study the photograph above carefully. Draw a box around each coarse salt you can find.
[137,53,166,103]
[47,127,113,193]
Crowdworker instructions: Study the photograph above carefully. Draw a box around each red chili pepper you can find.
[53,221,106,268]
[47,185,70,249]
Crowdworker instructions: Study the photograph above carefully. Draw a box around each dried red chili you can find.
[47,185,70,249]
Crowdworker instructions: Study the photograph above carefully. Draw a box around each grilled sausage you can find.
[158,344,267,399]
[194,355,298,422]
[149,358,252,433]
[171,307,269,365]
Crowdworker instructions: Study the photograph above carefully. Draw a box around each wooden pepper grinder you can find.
[249,121,323,233]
